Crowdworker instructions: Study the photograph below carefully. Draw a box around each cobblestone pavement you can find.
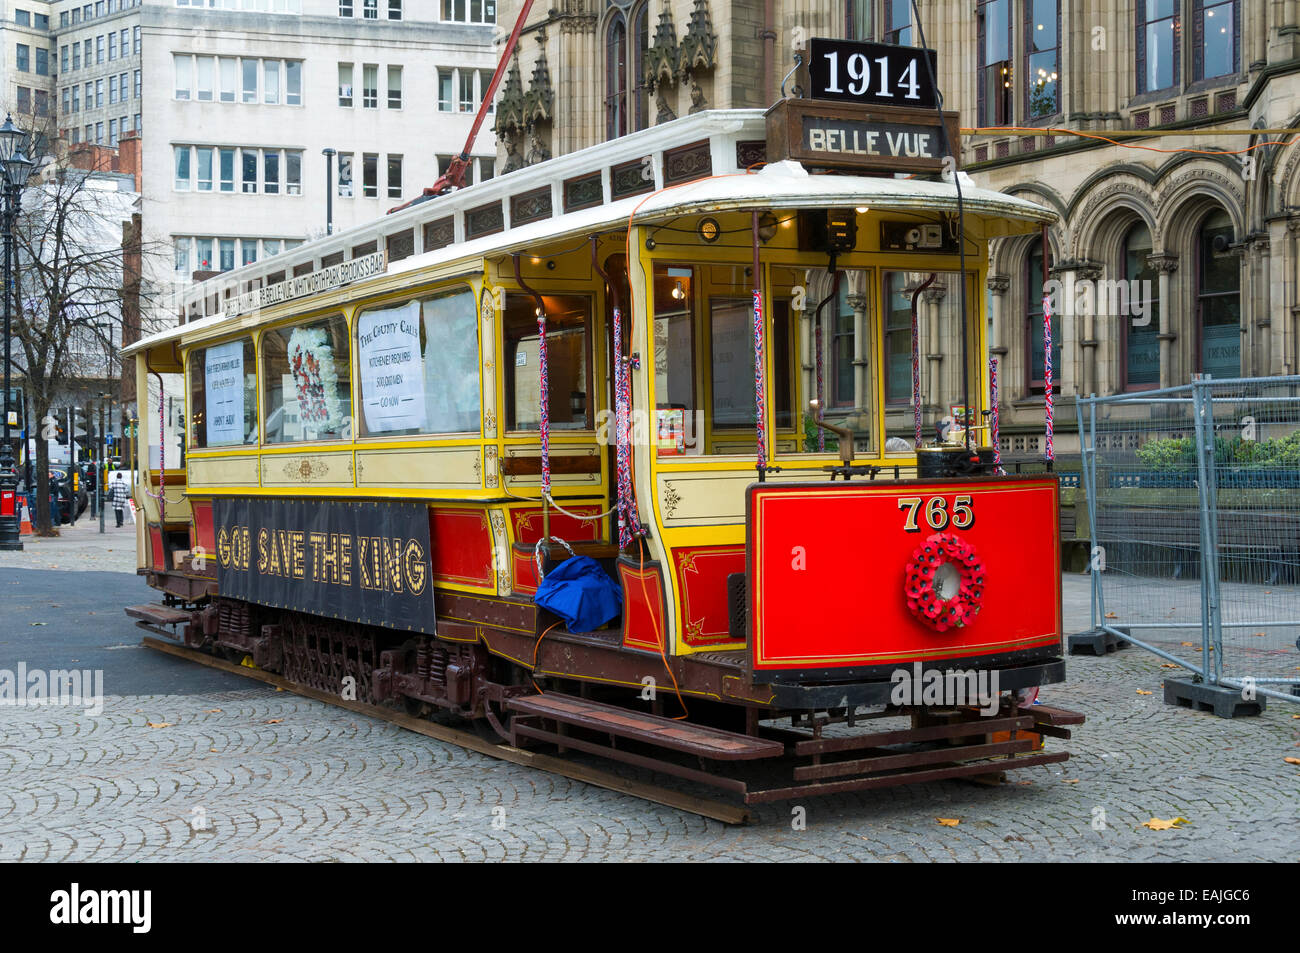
[1,531,1297,861]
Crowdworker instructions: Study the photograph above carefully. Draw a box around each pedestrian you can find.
[110,473,130,528]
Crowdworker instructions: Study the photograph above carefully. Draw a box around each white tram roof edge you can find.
[129,109,1055,358]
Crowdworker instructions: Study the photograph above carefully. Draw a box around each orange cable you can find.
[531,620,561,694]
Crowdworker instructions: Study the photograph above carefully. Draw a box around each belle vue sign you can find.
[766,38,958,175]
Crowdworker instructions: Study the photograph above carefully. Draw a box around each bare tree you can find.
[7,131,163,535]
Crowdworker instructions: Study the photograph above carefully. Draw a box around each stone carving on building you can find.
[525,127,551,166]
[678,0,715,74]
[493,53,526,139]
[522,35,555,167]
[644,1,680,123]
[500,128,525,174]
[493,42,555,171]
[679,0,716,113]
[524,38,555,125]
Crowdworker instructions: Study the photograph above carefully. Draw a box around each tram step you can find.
[507,693,784,761]
[1021,704,1085,726]
[125,603,192,626]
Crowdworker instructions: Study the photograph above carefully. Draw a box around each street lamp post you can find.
[0,114,33,551]
[322,148,336,236]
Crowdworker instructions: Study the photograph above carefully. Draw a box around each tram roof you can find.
[128,109,1055,358]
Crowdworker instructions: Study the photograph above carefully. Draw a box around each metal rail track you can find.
[140,636,752,826]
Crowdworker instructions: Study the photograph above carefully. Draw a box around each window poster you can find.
[205,340,245,445]
[357,300,427,433]
[287,325,344,435]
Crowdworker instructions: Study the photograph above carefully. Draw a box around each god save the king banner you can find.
[213,498,435,634]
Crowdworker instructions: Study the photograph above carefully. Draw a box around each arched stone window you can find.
[604,3,649,141]
[1196,208,1239,377]
[1026,238,1059,394]
[1122,222,1160,390]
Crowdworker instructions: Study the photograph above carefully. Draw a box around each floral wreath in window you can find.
[287,326,343,433]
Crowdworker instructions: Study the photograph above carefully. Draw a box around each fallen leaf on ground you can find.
[1161,663,1179,669]
[1285,757,1300,766]
[1136,689,1153,695]
[1143,817,1188,830]
[1252,632,1266,637]
[1062,779,1080,784]
[936,818,960,827]
[1181,641,1195,647]
[204,708,222,713]
[1017,780,1033,786]
[29,622,46,626]
[146,722,173,729]
[264,718,283,724]
[209,748,219,753]
[1105,612,1117,619]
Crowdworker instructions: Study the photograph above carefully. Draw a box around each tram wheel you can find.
[402,696,431,719]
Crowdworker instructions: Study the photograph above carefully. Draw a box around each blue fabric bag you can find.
[533,555,623,633]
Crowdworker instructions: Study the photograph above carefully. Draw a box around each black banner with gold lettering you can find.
[213,498,434,634]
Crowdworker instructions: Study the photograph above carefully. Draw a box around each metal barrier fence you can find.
[1077,375,1300,706]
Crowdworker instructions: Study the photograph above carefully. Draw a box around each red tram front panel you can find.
[746,476,1061,679]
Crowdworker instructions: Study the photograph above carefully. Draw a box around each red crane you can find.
[387,0,537,214]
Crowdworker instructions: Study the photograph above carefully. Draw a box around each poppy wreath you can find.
[904,532,986,632]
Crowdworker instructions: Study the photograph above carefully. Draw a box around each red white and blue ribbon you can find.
[1043,292,1054,461]
[537,305,550,496]
[612,308,642,549]
[752,289,767,469]
[814,311,825,451]
[911,294,922,448]
[990,356,1005,475]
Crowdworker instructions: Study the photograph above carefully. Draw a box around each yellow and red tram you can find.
[124,100,1082,803]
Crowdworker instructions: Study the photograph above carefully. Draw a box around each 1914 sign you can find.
[807,38,940,111]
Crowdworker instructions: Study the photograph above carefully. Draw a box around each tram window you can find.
[651,264,696,453]
[706,266,791,454]
[772,267,874,457]
[189,337,258,448]
[261,314,353,443]
[355,287,480,437]
[504,293,591,432]
[884,274,913,404]
[882,271,981,450]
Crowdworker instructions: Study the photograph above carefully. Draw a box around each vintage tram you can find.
[124,70,1082,804]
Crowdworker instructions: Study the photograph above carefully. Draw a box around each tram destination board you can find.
[213,497,435,634]
[807,38,940,111]
[765,99,959,175]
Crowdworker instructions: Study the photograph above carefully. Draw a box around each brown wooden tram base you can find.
[127,577,1084,809]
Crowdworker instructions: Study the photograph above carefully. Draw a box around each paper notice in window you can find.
[357,299,427,433]
[205,340,245,445]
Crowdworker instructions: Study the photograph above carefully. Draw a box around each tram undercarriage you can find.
[130,584,1081,805]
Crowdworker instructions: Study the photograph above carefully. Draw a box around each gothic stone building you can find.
[495,0,1300,455]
